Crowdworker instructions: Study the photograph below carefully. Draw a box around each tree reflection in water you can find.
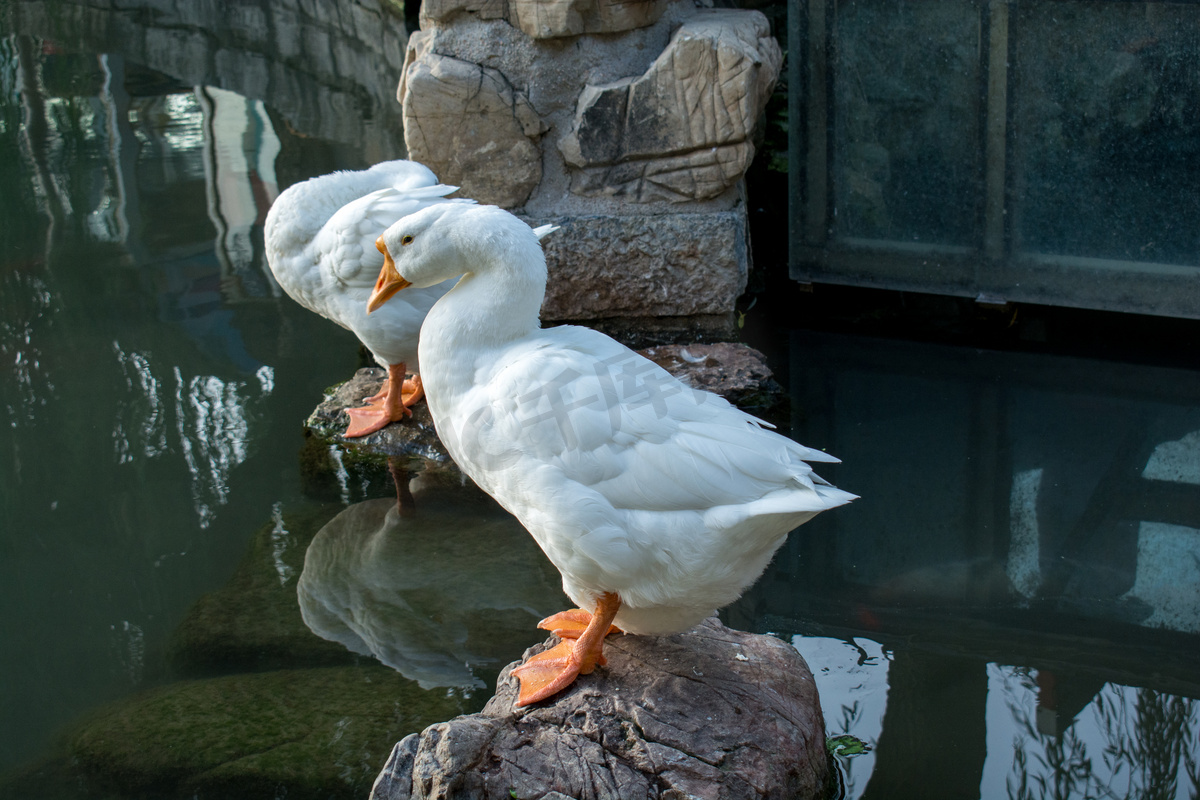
[999,667,1197,800]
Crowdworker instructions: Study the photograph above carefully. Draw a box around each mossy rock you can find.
[299,368,471,502]
[68,665,467,799]
[169,506,356,675]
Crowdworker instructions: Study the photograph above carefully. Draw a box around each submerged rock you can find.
[169,506,355,675]
[370,618,831,800]
[68,666,468,800]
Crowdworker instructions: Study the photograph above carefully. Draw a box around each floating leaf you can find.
[827,734,872,757]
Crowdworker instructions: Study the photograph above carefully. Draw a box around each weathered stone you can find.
[530,212,749,319]
[508,0,669,39]
[639,342,785,415]
[420,0,508,25]
[369,617,830,800]
[559,8,782,202]
[400,39,546,208]
[305,368,454,467]
[565,141,759,203]
[68,666,468,800]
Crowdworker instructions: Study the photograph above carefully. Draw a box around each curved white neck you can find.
[417,229,547,400]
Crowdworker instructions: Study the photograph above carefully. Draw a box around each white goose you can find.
[366,204,856,705]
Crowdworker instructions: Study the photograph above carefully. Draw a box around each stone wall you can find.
[399,0,783,329]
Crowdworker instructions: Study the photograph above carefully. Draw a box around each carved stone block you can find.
[559,9,782,202]
[399,36,546,208]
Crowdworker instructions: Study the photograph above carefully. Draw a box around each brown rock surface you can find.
[639,342,784,414]
[369,618,830,800]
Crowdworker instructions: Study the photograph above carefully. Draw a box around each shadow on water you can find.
[0,0,1197,798]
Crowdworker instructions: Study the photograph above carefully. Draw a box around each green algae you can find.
[168,507,354,676]
[68,665,466,799]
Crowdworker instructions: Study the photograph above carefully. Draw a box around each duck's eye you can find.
[400,234,414,246]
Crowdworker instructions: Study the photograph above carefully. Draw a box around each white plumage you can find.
[265,160,467,377]
[264,160,557,436]
[367,203,855,702]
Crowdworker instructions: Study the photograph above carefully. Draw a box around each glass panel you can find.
[832,0,984,248]
[1012,2,1200,267]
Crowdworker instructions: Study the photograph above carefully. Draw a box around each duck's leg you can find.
[399,373,425,409]
[344,363,420,437]
[537,608,622,639]
[512,592,621,707]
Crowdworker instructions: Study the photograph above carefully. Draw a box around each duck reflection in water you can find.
[297,484,567,690]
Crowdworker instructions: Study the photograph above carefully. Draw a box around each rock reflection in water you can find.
[298,497,567,690]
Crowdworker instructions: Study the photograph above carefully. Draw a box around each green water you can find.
[1,2,1198,798]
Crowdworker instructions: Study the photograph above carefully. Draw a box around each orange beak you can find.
[367,236,412,313]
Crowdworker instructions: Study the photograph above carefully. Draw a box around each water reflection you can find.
[727,326,1200,798]
[988,666,1198,799]
[801,635,1199,799]
[0,2,402,780]
[298,497,567,691]
[775,329,1200,637]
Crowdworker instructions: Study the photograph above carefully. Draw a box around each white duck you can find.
[265,161,556,437]
[264,160,467,436]
[366,204,856,706]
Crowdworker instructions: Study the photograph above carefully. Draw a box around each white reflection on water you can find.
[1007,467,1044,600]
[1122,522,1200,634]
[797,636,1199,800]
[1144,430,1200,486]
[1,273,54,425]
[985,664,1199,800]
[269,501,294,588]
[113,342,166,461]
[111,341,273,528]
[792,635,890,798]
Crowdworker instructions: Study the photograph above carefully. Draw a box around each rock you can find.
[419,0,667,39]
[533,213,749,320]
[420,0,509,25]
[67,666,469,800]
[169,505,357,675]
[304,368,451,464]
[399,41,546,208]
[300,367,469,500]
[558,9,783,203]
[397,3,783,322]
[508,0,670,39]
[369,618,830,800]
[638,342,785,415]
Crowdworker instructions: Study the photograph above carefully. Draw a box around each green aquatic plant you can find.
[827,734,872,757]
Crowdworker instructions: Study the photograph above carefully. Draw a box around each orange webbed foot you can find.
[512,640,589,706]
[513,593,621,707]
[343,364,418,438]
